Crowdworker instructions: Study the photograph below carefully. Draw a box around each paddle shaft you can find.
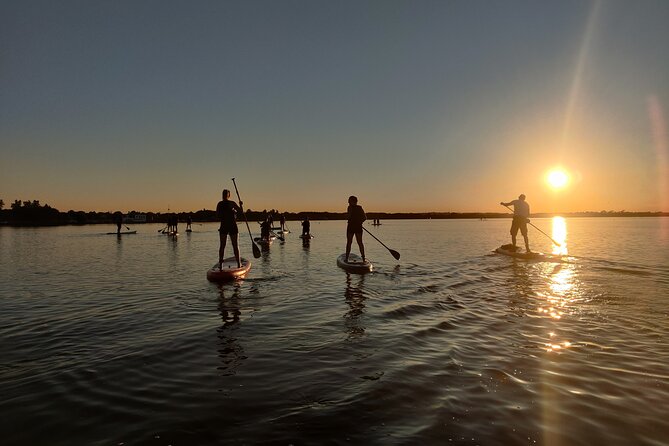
[502,204,561,247]
[362,226,400,260]
[231,178,261,258]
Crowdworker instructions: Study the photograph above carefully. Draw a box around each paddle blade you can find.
[390,249,401,260]
[251,242,262,258]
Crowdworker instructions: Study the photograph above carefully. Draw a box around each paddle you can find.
[271,230,285,242]
[158,226,167,233]
[232,178,261,259]
[362,226,400,260]
[501,204,561,247]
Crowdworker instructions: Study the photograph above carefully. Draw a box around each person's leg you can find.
[510,219,519,247]
[355,231,365,261]
[521,225,530,252]
[231,233,241,267]
[219,231,227,268]
[345,231,354,261]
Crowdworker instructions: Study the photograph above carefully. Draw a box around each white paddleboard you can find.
[337,253,373,273]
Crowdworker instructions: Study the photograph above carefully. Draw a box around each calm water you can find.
[1,218,668,445]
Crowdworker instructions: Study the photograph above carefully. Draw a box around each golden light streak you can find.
[551,216,568,255]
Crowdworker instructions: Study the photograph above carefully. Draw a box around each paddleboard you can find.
[494,245,563,262]
[207,257,252,282]
[337,253,373,273]
[186,229,192,233]
[299,234,314,239]
[162,231,178,236]
[254,236,274,246]
[107,231,137,235]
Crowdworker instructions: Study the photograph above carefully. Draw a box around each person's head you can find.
[519,194,526,201]
[348,195,358,205]
[222,189,231,200]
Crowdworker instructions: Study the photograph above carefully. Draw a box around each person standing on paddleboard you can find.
[217,189,243,268]
[501,194,531,252]
[345,195,367,263]
[114,212,123,235]
[302,216,310,236]
[260,218,271,241]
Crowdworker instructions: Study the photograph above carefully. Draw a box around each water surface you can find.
[1,218,668,445]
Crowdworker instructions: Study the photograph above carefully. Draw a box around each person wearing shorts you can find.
[345,195,367,262]
[501,194,531,252]
[216,189,242,268]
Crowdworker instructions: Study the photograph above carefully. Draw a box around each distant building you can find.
[124,213,147,223]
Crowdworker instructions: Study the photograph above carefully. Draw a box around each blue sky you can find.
[2,0,668,212]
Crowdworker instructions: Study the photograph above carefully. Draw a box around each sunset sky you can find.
[2,0,668,213]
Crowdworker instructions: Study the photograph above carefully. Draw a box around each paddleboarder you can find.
[172,214,178,234]
[280,214,286,232]
[500,194,531,252]
[217,189,243,268]
[302,216,311,236]
[114,212,123,235]
[345,195,367,263]
[260,218,272,241]
[186,214,193,231]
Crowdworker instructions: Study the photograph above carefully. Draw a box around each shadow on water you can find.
[216,283,246,376]
[344,273,367,340]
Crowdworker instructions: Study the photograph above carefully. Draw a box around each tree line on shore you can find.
[0,199,666,227]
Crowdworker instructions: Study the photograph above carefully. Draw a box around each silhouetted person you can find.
[217,189,242,268]
[114,212,123,234]
[172,214,178,234]
[302,216,311,236]
[260,218,271,241]
[280,214,286,232]
[501,194,530,252]
[345,195,366,262]
[167,214,176,234]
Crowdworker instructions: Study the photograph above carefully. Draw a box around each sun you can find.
[546,169,569,190]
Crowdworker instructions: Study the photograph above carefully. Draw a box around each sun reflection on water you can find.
[540,217,578,352]
[551,216,568,255]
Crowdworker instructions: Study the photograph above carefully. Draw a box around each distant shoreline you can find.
[1,209,667,227]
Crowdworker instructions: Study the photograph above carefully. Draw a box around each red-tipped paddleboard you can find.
[207,257,252,282]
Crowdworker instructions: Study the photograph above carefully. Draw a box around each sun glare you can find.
[546,169,569,190]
